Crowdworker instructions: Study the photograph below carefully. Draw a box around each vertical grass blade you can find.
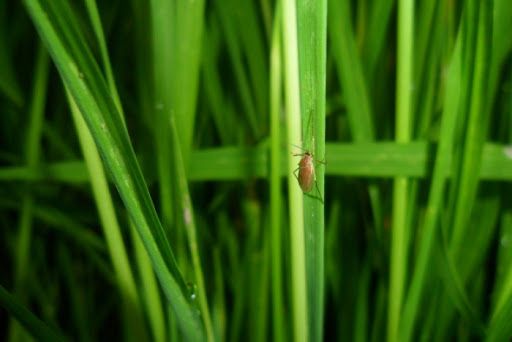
[130,3,167,340]
[328,0,384,258]
[282,0,308,340]
[68,94,148,341]
[388,1,414,340]
[150,1,213,339]
[149,0,176,260]
[148,0,205,163]
[399,30,463,342]
[83,0,123,117]
[329,0,375,141]
[450,0,492,252]
[215,1,261,139]
[132,222,166,342]
[269,3,286,342]
[363,0,395,78]
[169,115,214,342]
[297,0,327,340]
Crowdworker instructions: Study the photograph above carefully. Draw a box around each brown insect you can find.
[293,149,325,203]
[293,111,325,203]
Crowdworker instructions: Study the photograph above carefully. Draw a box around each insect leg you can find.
[293,167,300,182]
[314,156,326,165]
[292,144,308,153]
[314,179,324,204]
[304,193,324,204]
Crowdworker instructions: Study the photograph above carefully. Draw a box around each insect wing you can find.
[298,154,315,192]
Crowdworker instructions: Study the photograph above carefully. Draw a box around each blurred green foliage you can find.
[0,0,511,341]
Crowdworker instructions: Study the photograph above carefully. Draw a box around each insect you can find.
[293,148,325,203]
[293,110,325,203]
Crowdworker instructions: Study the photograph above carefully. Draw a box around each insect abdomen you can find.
[298,154,315,192]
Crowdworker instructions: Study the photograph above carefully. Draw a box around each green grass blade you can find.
[450,0,492,251]
[282,0,308,339]
[215,1,260,139]
[329,0,375,141]
[22,0,205,339]
[202,22,233,145]
[132,222,166,342]
[150,0,205,161]
[435,191,500,339]
[130,2,167,340]
[169,0,205,160]
[438,229,485,336]
[68,93,148,341]
[83,0,123,118]
[232,0,268,122]
[3,142,512,183]
[297,0,327,340]
[388,1,414,340]
[399,25,463,342]
[269,4,286,342]
[328,0,385,278]
[413,0,438,98]
[363,0,394,78]
[149,0,178,281]
[169,115,214,342]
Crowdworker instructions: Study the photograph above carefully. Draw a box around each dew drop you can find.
[186,282,198,301]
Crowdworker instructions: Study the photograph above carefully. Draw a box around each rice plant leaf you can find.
[215,1,260,139]
[438,228,485,336]
[450,0,492,252]
[297,0,327,340]
[363,0,395,77]
[282,0,308,339]
[399,21,463,342]
[68,93,148,341]
[329,0,374,141]
[22,0,205,339]
[269,4,286,341]
[389,1,414,338]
